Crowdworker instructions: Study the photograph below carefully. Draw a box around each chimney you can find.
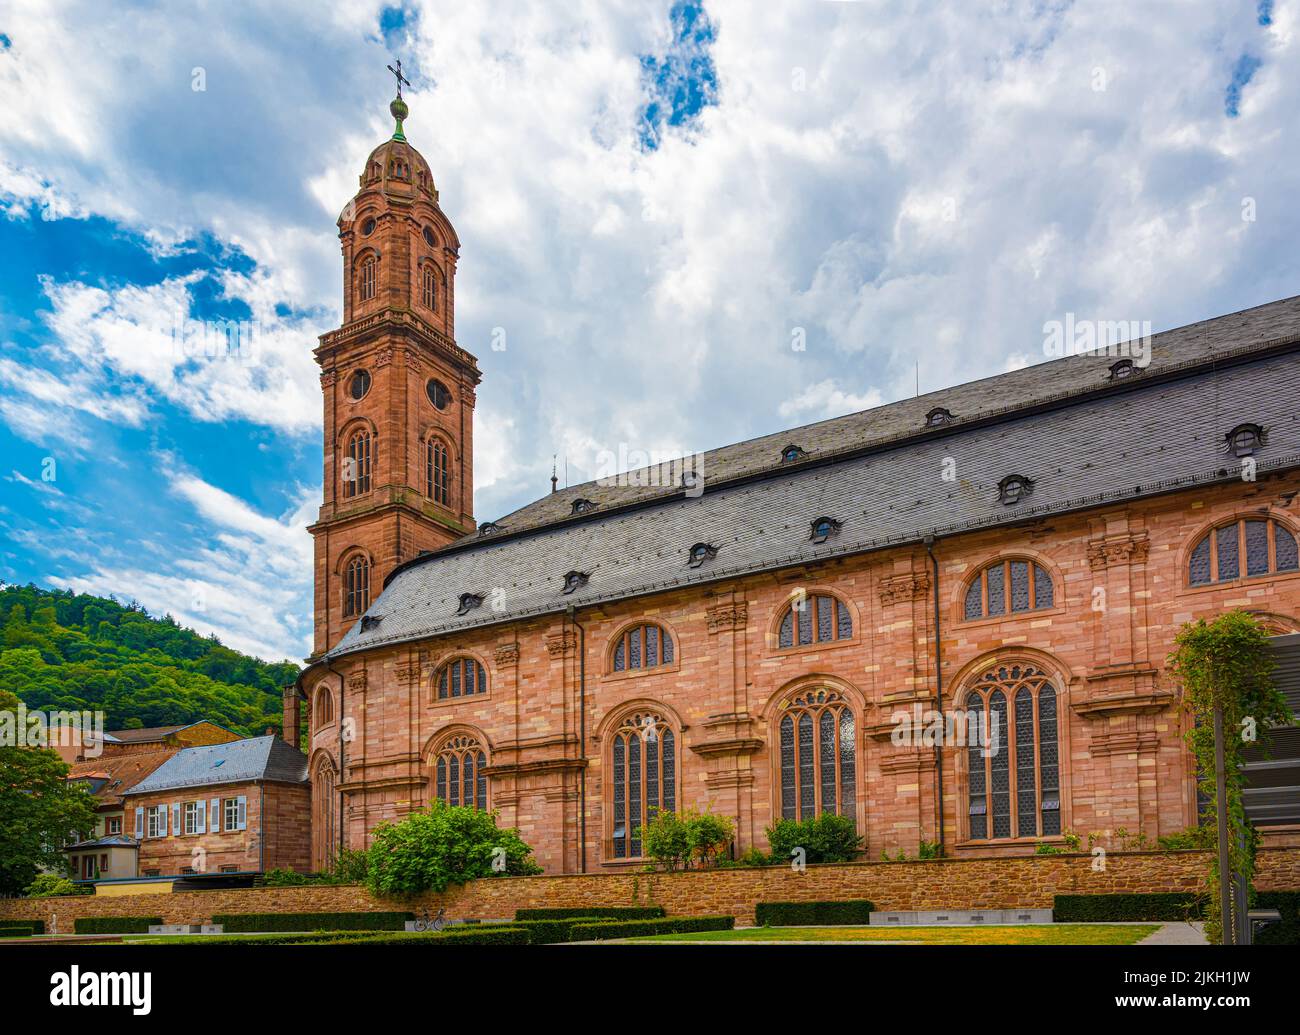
[281,685,301,748]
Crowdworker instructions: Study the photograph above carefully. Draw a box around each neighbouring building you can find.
[294,86,1300,874]
[121,735,311,878]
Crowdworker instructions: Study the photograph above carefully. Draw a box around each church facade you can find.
[293,91,1300,875]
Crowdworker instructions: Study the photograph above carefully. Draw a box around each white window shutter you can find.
[211,797,220,830]
[195,800,205,834]
[236,795,247,831]
[171,802,181,836]
[134,806,144,839]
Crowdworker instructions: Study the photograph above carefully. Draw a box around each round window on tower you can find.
[427,379,452,410]
[423,226,437,248]
[362,218,376,236]
[349,370,372,401]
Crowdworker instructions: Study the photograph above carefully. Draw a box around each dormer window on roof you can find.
[925,407,955,427]
[478,521,506,536]
[571,498,597,515]
[781,444,808,463]
[360,614,383,632]
[1108,358,1137,381]
[562,570,590,594]
[1225,422,1266,457]
[998,474,1035,505]
[687,543,719,568]
[809,517,843,544]
[456,593,484,616]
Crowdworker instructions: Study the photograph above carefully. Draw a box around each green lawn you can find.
[624,924,1159,945]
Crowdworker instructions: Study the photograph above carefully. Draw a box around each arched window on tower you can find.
[962,663,1061,840]
[433,735,488,810]
[315,686,334,727]
[775,688,856,824]
[359,255,377,302]
[343,554,370,618]
[343,428,372,498]
[425,437,450,506]
[608,711,677,859]
[421,264,438,311]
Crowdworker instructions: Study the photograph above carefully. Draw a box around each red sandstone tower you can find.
[309,80,479,656]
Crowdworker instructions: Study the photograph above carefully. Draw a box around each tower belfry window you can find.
[421,264,437,311]
[359,255,377,302]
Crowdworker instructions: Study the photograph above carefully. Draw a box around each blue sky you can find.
[0,0,1297,661]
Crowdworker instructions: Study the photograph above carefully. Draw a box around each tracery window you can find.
[776,593,852,649]
[1188,518,1298,586]
[609,711,676,858]
[425,437,450,505]
[433,735,488,810]
[435,656,488,700]
[963,664,1060,840]
[776,688,856,823]
[963,559,1055,620]
[343,554,370,618]
[612,623,674,672]
[343,428,372,497]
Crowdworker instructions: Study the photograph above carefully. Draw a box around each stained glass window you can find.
[432,736,489,810]
[611,624,675,673]
[1187,519,1300,584]
[775,689,857,829]
[436,657,488,700]
[609,713,676,860]
[963,560,1054,620]
[964,666,1061,841]
[776,595,852,649]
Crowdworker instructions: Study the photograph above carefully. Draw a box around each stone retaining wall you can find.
[3,847,1297,931]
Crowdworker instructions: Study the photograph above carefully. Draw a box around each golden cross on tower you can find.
[387,58,411,98]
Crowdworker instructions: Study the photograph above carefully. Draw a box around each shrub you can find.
[570,915,735,940]
[1255,920,1300,945]
[755,900,876,926]
[1255,891,1300,921]
[25,874,86,898]
[0,925,34,937]
[333,926,531,946]
[1052,893,1204,922]
[365,800,542,896]
[765,814,862,864]
[212,911,413,933]
[642,808,734,870]
[515,906,665,921]
[74,916,164,934]
[262,868,310,886]
[1156,826,1211,851]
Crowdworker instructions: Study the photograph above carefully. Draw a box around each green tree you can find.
[364,800,542,896]
[0,689,98,896]
[766,813,863,864]
[1168,611,1293,942]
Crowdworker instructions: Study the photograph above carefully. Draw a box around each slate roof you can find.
[326,294,1300,661]
[68,750,176,806]
[123,736,308,795]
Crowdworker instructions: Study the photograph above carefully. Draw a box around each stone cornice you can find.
[316,307,481,382]
[688,737,765,759]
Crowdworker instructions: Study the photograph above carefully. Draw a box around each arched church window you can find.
[1188,517,1298,585]
[315,686,334,727]
[425,437,450,506]
[433,735,488,810]
[611,623,674,672]
[608,711,676,859]
[421,264,438,311]
[776,688,856,824]
[435,656,488,700]
[359,255,377,302]
[343,555,370,618]
[776,593,852,649]
[343,429,372,498]
[962,663,1060,840]
[963,558,1055,620]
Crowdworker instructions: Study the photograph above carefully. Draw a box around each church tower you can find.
[309,73,478,656]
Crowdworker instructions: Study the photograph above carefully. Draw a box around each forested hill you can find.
[0,584,300,739]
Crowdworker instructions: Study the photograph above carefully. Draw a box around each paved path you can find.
[1138,922,1208,945]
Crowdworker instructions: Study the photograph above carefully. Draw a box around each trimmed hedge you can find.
[1255,891,1300,922]
[1255,920,1300,945]
[1052,894,1204,922]
[211,911,414,933]
[570,915,735,940]
[0,925,34,937]
[328,927,531,946]
[755,900,876,926]
[515,906,665,921]
[74,916,165,935]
